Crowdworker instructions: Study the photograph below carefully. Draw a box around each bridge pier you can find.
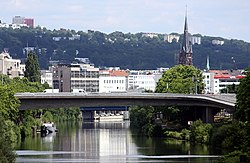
[185,107,218,124]
[81,110,95,121]
[201,107,213,123]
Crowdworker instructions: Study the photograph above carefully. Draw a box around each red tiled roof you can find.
[110,70,128,77]
[210,70,245,79]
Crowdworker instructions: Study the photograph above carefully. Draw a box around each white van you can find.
[72,89,86,93]
[43,89,59,93]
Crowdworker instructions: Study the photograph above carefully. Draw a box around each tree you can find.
[235,67,250,121]
[0,85,19,163]
[0,115,17,163]
[0,85,19,122]
[155,65,204,94]
[24,51,41,82]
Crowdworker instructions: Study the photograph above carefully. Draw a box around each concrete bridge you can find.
[15,92,236,123]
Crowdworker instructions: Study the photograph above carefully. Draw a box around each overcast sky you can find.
[1,0,249,42]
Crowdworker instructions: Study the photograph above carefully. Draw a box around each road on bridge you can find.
[15,92,236,111]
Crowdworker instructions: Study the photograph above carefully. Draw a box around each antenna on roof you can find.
[231,57,237,70]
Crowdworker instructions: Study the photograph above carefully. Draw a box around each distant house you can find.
[142,33,159,38]
[212,40,224,45]
[164,34,180,43]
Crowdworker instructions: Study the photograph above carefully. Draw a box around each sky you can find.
[0,0,250,42]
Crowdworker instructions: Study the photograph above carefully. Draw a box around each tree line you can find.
[0,27,249,70]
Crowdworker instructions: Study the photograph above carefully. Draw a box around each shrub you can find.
[181,128,190,140]
[164,131,182,139]
[190,119,212,144]
[210,121,247,152]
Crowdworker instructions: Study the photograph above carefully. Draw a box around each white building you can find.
[164,34,180,43]
[203,72,215,94]
[212,40,224,45]
[0,23,28,29]
[190,36,201,45]
[128,70,162,92]
[142,33,158,38]
[99,70,128,93]
[12,16,25,24]
[203,70,245,94]
[0,51,25,78]
[40,70,53,87]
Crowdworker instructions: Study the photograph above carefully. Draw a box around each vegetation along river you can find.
[15,121,220,162]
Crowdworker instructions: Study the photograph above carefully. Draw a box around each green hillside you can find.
[0,27,249,70]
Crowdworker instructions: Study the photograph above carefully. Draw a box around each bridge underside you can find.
[16,93,235,123]
[80,106,128,111]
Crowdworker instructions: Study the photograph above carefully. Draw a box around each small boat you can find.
[41,122,57,135]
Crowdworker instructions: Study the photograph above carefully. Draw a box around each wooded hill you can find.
[0,27,249,70]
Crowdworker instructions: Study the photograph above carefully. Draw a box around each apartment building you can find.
[0,51,25,78]
[203,72,215,94]
[203,70,245,94]
[12,16,34,27]
[70,63,99,92]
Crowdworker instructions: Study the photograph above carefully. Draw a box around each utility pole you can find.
[192,76,198,95]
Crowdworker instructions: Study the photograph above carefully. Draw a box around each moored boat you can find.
[41,122,57,135]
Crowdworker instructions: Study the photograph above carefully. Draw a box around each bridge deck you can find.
[15,92,236,111]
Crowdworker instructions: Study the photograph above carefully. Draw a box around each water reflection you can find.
[16,121,220,162]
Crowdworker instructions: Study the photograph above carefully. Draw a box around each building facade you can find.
[70,63,99,92]
[203,70,245,94]
[128,70,162,92]
[0,51,25,78]
[190,36,201,45]
[164,34,180,43]
[51,64,71,92]
[203,72,215,94]
[49,62,99,93]
[99,70,128,93]
[12,16,34,27]
[40,70,53,87]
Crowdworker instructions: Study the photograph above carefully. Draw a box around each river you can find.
[15,121,220,162]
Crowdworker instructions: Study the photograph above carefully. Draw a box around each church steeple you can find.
[206,55,210,70]
[178,8,193,65]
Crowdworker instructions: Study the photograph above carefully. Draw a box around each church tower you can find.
[178,12,193,65]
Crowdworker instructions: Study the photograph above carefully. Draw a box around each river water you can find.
[15,121,220,162]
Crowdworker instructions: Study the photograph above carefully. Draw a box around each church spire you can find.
[178,7,193,65]
[206,55,210,70]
